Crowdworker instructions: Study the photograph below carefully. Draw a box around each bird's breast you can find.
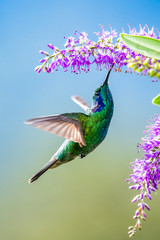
[84,111,110,146]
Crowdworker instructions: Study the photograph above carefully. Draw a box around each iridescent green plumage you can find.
[25,68,114,183]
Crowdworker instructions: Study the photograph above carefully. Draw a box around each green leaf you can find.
[152,94,160,106]
[121,34,160,60]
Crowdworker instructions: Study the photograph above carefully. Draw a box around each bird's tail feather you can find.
[28,157,57,184]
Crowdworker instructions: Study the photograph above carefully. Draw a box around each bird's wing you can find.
[71,96,90,112]
[25,114,86,147]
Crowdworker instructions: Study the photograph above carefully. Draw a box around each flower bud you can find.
[135,56,140,61]
[143,57,150,66]
[39,50,50,56]
[156,72,160,79]
[137,219,142,230]
[131,195,139,203]
[145,203,150,211]
[137,65,145,73]
[128,62,137,68]
[148,69,157,77]
[47,44,55,50]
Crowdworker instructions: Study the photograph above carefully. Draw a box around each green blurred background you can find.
[1,0,160,239]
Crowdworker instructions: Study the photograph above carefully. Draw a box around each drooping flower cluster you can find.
[126,114,160,237]
[35,25,160,80]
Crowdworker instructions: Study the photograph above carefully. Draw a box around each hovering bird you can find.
[25,67,114,183]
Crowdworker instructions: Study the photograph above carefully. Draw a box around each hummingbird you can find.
[25,67,114,183]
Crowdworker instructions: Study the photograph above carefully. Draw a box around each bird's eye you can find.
[95,91,99,96]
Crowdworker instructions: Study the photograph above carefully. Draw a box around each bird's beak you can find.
[102,63,114,87]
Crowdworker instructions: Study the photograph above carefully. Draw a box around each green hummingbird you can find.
[25,67,114,183]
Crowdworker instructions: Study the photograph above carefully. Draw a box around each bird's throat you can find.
[91,94,105,113]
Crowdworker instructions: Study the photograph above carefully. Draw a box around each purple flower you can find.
[127,114,160,237]
[35,25,160,80]
[47,44,55,50]
[39,58,47,63]
[39,50,49,56]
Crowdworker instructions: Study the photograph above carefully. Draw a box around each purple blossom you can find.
[39,50,49,56]
[47,44,55,50]
[127,114,160,237]
[35,25,160,80]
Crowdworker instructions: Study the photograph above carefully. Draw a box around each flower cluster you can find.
[116,25,160,81]
[127,56,160,81]
[126,114,160,237]
[35,26,126,74]
[120,25,160,81]
[35,25,160,80]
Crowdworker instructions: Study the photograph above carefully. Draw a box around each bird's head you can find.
[92,66,113,112]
